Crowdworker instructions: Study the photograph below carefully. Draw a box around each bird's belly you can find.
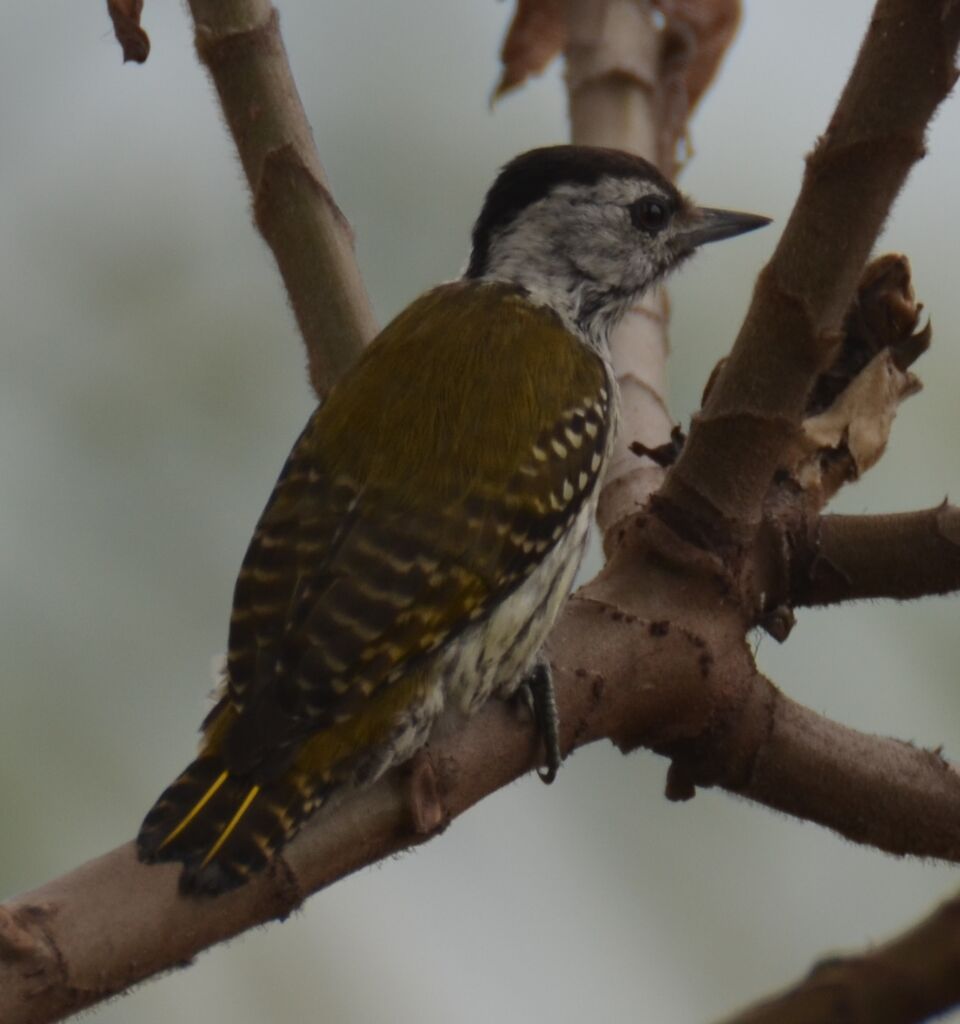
[439,498,594,717]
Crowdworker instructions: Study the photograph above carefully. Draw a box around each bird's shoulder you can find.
[310,280,610,503]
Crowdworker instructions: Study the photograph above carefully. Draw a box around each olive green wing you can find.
[222,282,611,771]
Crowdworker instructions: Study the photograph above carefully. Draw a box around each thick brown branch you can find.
[5,526,960,1021]
[187,0,377,396]
[716,892,960,1024]
[795,504,960,606]
[661,0,960,537]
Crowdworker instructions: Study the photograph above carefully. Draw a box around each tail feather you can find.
[136,755,322,894]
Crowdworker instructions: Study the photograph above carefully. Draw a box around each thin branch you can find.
[660,0,960,537]
[717,678,960,859]
[563,0,742,538]
[794,504,960,607]
[563,0,675,537]
[561,0,740,537]
[187,0,378,396]
[715,891,960,1024]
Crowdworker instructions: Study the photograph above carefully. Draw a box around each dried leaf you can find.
[629,425,686,468]
[107,0,150,64]
[785,253,932,506]
[807,254,927,415]
[654,0,741,172]
[654,0,740,111]
[796,350,921,499]
[493,0,566,102]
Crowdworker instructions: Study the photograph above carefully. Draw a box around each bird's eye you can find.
[629,196,670,234]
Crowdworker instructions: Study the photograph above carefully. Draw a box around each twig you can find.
[715,891,960,1024]
[187,0,377,396]
[794,504,960,606]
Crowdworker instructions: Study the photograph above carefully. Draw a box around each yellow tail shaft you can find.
[158,770,229,850]
[137,755,320,894]
[200,784,260,867]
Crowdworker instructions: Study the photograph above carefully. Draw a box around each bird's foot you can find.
[516,659,561,784]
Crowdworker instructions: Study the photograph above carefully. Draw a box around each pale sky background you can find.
[2,2,960,1023]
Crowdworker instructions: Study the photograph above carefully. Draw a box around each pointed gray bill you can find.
[675,207,772,251]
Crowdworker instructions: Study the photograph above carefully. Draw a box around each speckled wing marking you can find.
[497,390,611,584]
[225,415,360,716]
[223,396,610,765]
[226,389,609,721]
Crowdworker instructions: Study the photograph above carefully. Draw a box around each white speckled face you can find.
[478,174,696,353]
[553,177,691,286]
[467,147,769,358]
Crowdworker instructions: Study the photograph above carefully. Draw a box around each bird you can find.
[136,144,770,894]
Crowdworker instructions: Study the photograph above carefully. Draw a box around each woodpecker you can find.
[137,145,769,894]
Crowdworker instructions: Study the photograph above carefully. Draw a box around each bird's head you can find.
[466,145,770,351]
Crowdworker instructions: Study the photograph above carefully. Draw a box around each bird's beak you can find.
[674,207,771,250]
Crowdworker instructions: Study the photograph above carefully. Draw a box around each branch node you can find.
[254,144,354,242]
[759,603,795,643]
[270,854,306,917]
[0,907,46,964]
[0,904,64,999]
[193,7,277,68]
[665,760,697,802]
[405,750,448,837]
[629,424,685,467]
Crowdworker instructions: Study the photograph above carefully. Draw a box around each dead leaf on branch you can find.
[106,0,150,64]
[493,0,566,102]
[798,350,921,490]
[654,0,740,171]
[789,255,930,505]
[807,254,929,415]
[654,0,741,114]
[494,0,740,120]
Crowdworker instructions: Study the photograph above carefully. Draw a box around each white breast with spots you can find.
[439,497,594,717]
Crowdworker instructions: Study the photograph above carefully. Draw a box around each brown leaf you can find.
[654,0,741,172]
[493,0,567,102]
[796,350,922,502]
[807,254,928,415]
[107,0,150,64]
[655,0,740,111]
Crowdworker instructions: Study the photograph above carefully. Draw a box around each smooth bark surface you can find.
[189,0,378,395]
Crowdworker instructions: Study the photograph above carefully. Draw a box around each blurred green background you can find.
[1,2,959,1021]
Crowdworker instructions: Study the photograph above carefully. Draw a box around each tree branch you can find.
[715,891,960,1024]
[4,564,960,1021]
[794,504,960,607]
[187,0,378,396]
[563,0,676,534]
[660,0,960,538]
